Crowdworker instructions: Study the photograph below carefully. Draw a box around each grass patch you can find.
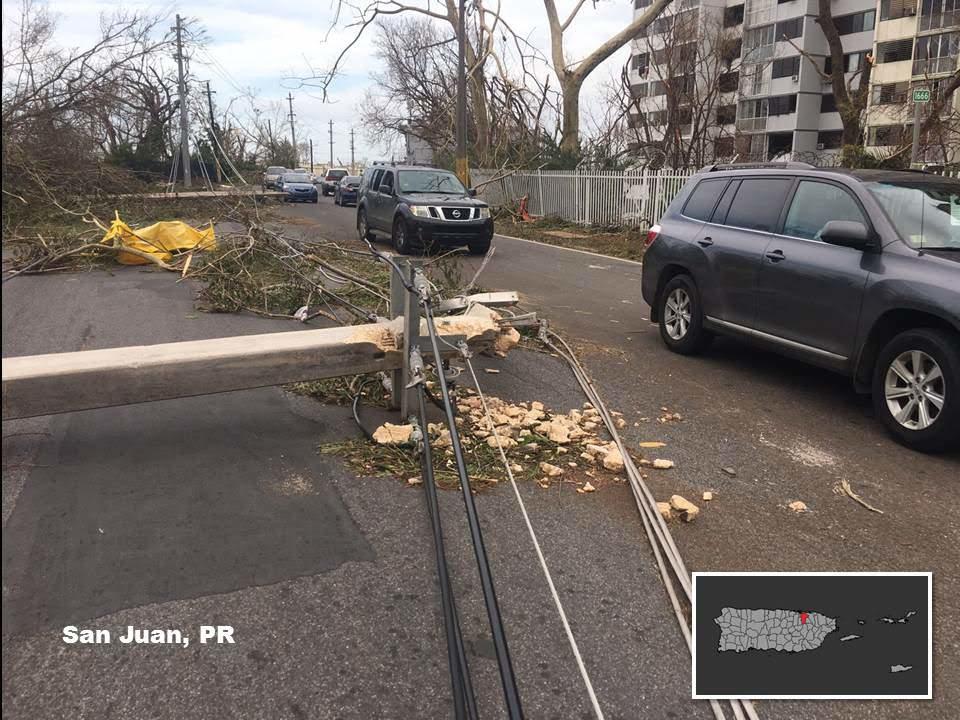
[494,213,647,262]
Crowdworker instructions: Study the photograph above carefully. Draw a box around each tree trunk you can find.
[559,75,581,154]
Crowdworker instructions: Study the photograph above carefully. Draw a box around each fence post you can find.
[537,168,544,217]
[585,176,592,226]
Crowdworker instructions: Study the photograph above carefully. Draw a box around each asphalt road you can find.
[2,196,957,720]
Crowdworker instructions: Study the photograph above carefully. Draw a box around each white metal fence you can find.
[472,168,698,228]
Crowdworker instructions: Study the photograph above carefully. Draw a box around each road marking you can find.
[493,233,644,267]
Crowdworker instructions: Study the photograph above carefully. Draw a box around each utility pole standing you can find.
[350,129,356,173]
[309,139,314,173]
[286,93,297,167]
[328,119,334,167]
[173,14,191,187]
[204,81,222,183]
[266,118,273,157]
[454,0,469,186]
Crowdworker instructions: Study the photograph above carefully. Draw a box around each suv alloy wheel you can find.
[393,217,412,255]
[658,275,712,354]
[357,209,374,242]
[873,328,959,452]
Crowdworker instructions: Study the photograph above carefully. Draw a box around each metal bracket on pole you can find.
[389,258,422,417]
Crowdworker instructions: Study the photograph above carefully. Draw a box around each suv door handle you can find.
[765,249,785,262]
[697,236,714,247]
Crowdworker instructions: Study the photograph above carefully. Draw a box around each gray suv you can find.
[641,164,960,452]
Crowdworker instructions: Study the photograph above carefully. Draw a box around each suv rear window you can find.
[724,178,793,232]
[683,179,728,221]
[326,170,348,179]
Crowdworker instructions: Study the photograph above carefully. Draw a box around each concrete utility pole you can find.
[173,14,191,187]
[286,93,297,166]
[328,119,334,167]
[350,129,356,173]
[309,139,314,173]
[204,81,222,183]
[454,0,469,186]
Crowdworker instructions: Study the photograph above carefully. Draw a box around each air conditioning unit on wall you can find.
[792,74,800,82]
[816,142,825,150]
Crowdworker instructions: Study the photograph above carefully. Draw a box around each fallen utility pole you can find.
[2,312,515,421]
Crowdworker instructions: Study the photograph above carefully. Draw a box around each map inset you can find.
[715,608,836,652]
[693,573,931,699]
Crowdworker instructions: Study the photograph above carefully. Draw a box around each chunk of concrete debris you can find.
[652,458,675,469]
[788,500,808,513]
[669,494,700,522]
[602,445,625,472]
[539,462,563,478]
[373,423,414,445]
[639,441,666,449]
[407,477,423,486]
[702,491,714,501]
[577,482,596,494]
[657,502,675,522]
[486,435,517,449]
[484,368,500,374]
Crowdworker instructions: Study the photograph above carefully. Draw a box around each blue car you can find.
[278,172,318,203]
[334,175,362,206]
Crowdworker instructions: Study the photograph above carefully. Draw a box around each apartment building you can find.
[628,0,957,163]
[865,0,959,162]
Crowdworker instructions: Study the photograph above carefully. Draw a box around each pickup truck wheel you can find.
[873,328,959,452]
[657,275,711,355]
[468,240,491,255]
[357,209,375,242]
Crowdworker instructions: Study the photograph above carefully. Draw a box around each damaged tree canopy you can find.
[1,305,519,420]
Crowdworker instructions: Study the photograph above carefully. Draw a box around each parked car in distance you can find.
[262,166,287,190]
[334,175,362,206]
[641,163,960,452]
[321,168,349,195]
[278,172,318,203]
[356,163,493,254]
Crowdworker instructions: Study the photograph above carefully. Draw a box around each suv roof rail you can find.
[701,161,816,172]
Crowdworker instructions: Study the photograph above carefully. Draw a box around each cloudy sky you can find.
[2,0,632,165]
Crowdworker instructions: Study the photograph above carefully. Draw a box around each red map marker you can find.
[800,612,809,625]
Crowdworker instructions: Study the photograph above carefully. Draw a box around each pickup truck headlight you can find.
[409,205,431,218]
[478,206,491,219]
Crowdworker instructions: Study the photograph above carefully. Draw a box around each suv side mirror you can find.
[467,187,477,197]
[820,220,872,249]
[379,184,394,195]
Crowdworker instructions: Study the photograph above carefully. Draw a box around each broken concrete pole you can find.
[669,495,699,522]
[373,423,414,445]
[657,502,675,521]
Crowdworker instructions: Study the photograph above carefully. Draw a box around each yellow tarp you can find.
[101,212,216,265]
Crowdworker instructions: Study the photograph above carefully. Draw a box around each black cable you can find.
[416,386,479,720]
[351,378,376,441]
[421,300,525,720]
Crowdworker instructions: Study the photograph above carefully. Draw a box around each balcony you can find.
[918,8,960,32]
[913,55,959,75]
[737,116,768,132]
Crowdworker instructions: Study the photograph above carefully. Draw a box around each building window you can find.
[744,24,776,61]
[880,0,918,20]
[818,130,844,149]
[724,5,744,26]
[913,31,960,76]
[716,104,737,124]
[824,51,869,74]
[872,82,910,104]
[719,71,740,92]
[632,52,650,77]
[868,125,910,146]
[876,39,914,63]
[918,0,960,32]
[631,83,649,99]
[649,80,667,97]
[776,17,803,40]
[821,94,837,112]
[635,0,653,8]
[772,56,801,79]
[834,10,876,35]
[767,94,798,116]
